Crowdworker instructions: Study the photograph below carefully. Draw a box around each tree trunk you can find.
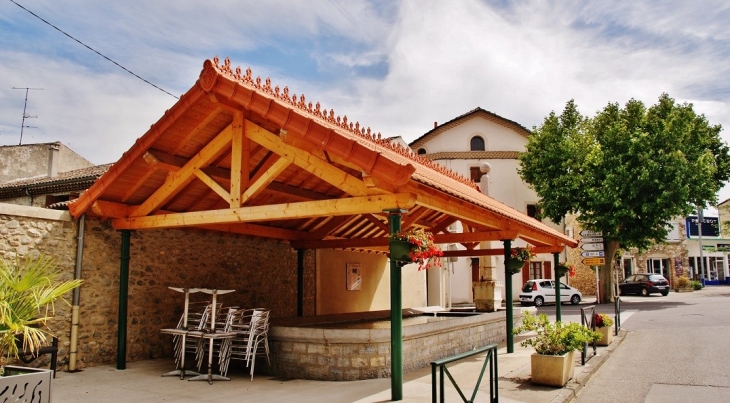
[599,240,621,303]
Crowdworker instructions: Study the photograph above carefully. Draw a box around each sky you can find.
[2,0,730,204]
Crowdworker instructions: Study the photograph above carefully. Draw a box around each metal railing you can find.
[580,305,597,365]
[431,343,498,403]
[614,296,621,335]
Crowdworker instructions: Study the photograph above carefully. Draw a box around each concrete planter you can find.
[530,351,575,387]
[596,326,613,346]
[0,366,53,402]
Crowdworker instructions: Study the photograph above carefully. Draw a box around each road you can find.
[542,286,730,403]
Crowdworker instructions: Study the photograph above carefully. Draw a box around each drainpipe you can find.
[68,214,86,372]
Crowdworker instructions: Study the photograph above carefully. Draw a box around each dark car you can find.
[619,273,670,296]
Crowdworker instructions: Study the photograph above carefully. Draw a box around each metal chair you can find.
[219,308,270,381]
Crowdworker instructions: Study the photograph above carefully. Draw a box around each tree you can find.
[519,94,730,303]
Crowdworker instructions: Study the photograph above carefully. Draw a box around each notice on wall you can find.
[675,257,683,276]
[346,263,361,291]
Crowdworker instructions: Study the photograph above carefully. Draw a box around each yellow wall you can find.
[316,249,427,314]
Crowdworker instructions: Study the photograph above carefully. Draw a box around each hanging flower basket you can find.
[506,258,525,274]
[390,228,443,270]
[556,263,572,277]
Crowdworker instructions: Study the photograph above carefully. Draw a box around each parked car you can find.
[519,279,582,307]
[619,273,669,296]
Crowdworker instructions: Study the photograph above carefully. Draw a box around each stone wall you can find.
[0,206,317,370]
[0,205,78,369]
[76,219,316,367]
[269,310,514,381]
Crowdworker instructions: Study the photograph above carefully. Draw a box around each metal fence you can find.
[430,343,498,403]
[579,305,597,365]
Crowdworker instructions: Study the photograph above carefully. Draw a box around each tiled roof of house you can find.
[0,163,112,199]
[425,151,520,160]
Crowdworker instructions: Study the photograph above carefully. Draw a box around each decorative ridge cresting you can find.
[209,56,478,190]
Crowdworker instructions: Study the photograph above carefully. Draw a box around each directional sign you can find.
[581,237,604,243]
[581,251,605,257]
[582,257,605,265]
[580,230,603,237]
[581,243,605,251]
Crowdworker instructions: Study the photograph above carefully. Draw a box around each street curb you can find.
[549,329,629,403]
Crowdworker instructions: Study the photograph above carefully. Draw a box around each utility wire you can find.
[9,0,179,99]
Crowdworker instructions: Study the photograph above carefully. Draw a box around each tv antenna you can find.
[12,87,44,145]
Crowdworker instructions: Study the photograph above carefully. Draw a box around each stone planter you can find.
[530,351,575,387]
[596,326,613,346]
[0,366,53,402]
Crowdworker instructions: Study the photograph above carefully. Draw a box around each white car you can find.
[519,279,582,307]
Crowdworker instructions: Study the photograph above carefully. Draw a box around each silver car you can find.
[519,279,582,307]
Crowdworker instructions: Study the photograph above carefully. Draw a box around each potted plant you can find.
[390,228,443,270]
[593,313,614,346]
[0,255,82,402]
[507,246,535,274]
[513,311,601,387]
[673,276,692,292]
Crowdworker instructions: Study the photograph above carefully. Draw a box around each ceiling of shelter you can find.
[69,57,577,256]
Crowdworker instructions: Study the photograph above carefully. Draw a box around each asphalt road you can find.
[544,286,730,403]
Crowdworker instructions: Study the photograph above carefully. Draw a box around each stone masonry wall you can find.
[0,206,78,370]
[77,219,316,368]
[0,207,316,370]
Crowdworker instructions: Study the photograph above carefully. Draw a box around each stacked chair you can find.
[160,300,215,379]
[219,308,271,381]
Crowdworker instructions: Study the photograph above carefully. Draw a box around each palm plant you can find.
[0,255,82,373]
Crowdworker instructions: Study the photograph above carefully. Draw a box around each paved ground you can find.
[50,327,625,403]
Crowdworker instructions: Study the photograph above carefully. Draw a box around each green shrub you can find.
[513,311,601,355]
[691,280,703,290]
[675,276,690,289]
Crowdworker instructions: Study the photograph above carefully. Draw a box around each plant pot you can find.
[389,239,412,262]
[530,351,575,387]
[596,326,613,346]
[506,258,525,274]
[0,365,53,402]
[556,265,570,278]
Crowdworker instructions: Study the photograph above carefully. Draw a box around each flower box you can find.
[596,326,613,346]
[530,351,575,387]
[0,366,53,403]
[390,228,443,270]
[389,239,412,262]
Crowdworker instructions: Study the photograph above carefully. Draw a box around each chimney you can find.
[434,121,438,129]
[47,142,60,177]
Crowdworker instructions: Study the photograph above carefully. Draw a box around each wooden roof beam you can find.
[112,193,417,230]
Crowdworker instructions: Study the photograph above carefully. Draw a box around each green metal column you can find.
[117,230,131,370]
[387,209,406,401]
[503,239,514,353]
[554,253,562,322]
[297,249,304,317]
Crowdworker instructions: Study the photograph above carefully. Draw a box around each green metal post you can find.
[297,249,304,317]
[117,230,131,370]
[503,239,514,353]
[554,253,562,322]
[387,209,406,401]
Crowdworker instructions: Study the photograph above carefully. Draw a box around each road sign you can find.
[581,251,605,257]
[581,237,603,243]
[579,230,603,237]
[580,243,605,251]
[582,257,605,265]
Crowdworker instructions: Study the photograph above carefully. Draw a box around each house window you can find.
[622,258,633,280]
[470,166,482,182]
[530,261,541,280]
[417,148,427,155]
[470,136,485,151]
[526,204,540,219]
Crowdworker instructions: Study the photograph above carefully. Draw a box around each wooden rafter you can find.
[245,120,385,198]
[241,155,289,205]
[130,125,234,217]
[230,111,244,208]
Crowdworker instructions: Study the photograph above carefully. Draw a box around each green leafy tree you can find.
[519,94,730,302]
